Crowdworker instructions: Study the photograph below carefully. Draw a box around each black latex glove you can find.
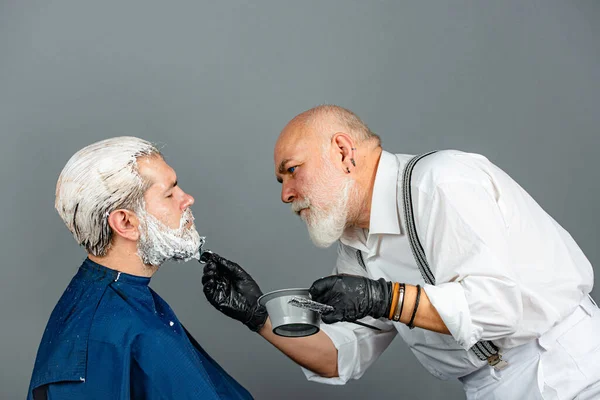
[309,275,392,324]
[201,252,267,332]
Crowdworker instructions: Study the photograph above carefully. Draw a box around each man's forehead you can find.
[137,155,176,186]
[274,124,318,162]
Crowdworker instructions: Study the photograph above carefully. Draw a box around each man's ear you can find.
[332,132,356,172]
[107,209,141,241]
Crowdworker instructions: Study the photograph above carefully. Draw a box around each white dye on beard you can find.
[137,208,204,267]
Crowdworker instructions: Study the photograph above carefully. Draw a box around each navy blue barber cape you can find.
[28,258,253,399]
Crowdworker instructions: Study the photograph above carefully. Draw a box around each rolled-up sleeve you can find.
[414,178,523,349]
[301,318,397,385]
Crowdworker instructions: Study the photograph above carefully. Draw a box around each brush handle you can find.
[352,320,382,331]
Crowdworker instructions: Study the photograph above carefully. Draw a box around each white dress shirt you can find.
[302,150,594,383]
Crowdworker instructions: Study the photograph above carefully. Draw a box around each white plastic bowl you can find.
[258,288,320,337]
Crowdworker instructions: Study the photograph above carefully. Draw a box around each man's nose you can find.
[281,183,296,203]
[182,192,195,209]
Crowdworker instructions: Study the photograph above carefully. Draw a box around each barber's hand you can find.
[201,252,267,332]
[309,275,392,324]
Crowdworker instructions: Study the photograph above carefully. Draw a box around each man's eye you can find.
[287,166,297,174]
[166,194,173,198]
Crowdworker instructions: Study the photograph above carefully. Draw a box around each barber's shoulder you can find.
[410,150,491,189]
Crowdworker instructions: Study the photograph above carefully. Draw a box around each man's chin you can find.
[306,228,340,248]
[310,239,336,248]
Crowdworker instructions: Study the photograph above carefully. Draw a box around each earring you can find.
[346,167,351,174]
[351,158,356,167]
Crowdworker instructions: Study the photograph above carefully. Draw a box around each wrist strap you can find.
[408,284,421,329]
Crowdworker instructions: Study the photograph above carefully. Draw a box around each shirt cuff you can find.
[300,318,395,385]
[424,282,482,350]
[300,322,360,385]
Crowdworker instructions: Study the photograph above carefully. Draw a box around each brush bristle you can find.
[288,297,334,313]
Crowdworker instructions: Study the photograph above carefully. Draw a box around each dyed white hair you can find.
[55,137,161,256]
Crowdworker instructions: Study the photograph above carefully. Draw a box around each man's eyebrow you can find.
[276,159,293,184]
[278,159,292,174]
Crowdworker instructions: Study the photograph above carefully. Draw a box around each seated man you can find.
[28,137,252,399]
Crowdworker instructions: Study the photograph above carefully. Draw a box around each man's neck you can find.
[352,147,383,229]
[88,246,158,278]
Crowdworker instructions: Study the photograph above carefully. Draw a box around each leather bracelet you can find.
[408,284,421,329]
[393,283,405,322]
[389,282,400,320]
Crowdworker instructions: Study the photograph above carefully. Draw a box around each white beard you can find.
[291,164,356,248]
[137,208,204,267]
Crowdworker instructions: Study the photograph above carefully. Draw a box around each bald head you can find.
[275,105,382,181]
[280,104,381,147]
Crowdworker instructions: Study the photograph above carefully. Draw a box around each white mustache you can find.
[179,208,195,228]
[291,198,311,215]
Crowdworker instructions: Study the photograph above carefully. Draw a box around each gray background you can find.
[1,1,599,399]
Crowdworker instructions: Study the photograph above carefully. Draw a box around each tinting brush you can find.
[198,237,212,264]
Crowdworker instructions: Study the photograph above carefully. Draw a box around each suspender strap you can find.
[402,152,504,366]
[402,151,438,286]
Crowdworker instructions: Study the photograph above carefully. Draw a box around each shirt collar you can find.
[81,258,152,287]
[340,150,403,253]
[368,150,402,236]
